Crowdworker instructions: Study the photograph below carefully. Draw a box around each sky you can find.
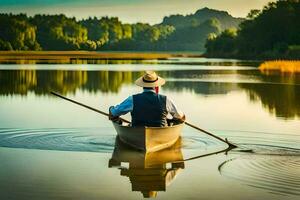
[0,0,274,24]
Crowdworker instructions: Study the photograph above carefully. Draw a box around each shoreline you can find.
[0,51,203,61]
[204,53,300,61]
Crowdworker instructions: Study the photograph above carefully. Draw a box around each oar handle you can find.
[185,121,237,148]
[50,91,130,123]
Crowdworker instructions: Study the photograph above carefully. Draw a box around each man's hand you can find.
[168,115,186,126]
[109,106,120,122]
[177,114,186,123]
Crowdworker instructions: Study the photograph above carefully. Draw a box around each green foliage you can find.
[80,40,97,50]
[205,28,237,56]
[122,24,132,39]
[81,18,175,50]
[0,39,13,50]
[0,14,41,50]
[205,0,300,59]
[80,17,109,47]
[31,14,88,50]
[0,7,243,51]
[246,9,261,20]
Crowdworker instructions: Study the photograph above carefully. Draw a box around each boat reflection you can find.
[109,137,184,198]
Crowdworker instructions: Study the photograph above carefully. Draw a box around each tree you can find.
[32,14,87,50]
[205,0,300,59]
[0,39,13,50]
[0,14,41,50]
[246,9,261,19]
[205,28,237,56]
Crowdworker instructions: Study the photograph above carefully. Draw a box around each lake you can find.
[0,58,299,200]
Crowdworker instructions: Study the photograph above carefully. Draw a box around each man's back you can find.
[132,91,168,127]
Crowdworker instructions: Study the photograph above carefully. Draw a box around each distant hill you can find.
[160,8,244,51]
[162,7,244,31]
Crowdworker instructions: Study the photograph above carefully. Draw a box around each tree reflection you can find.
[240,83,300,119]
[236,70,300,119]
[82,71,139,93]
[165,81,239,95]
[0,70,37,95]
[0,69,299,119]
[0,70,142,95]
[0,59,158,64]
[0,70,242,95]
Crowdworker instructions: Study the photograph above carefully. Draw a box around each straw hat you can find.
[135,71,165,87]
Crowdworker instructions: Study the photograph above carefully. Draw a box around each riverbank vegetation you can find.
[205,0,300,59]
[259,60,300,73]
[0,51,178,63]
[0,8,242,52]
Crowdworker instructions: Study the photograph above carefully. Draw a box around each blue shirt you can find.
[110,89,184,119]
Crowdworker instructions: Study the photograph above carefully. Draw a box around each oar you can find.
[185,122,237,148]
[50,91,130,123]
[51,91,237,148]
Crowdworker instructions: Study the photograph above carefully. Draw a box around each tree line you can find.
[0,8,242,51]
[205,0,300,59]
[0,14,175,51]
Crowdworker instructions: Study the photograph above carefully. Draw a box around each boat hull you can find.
[112,122,184,153]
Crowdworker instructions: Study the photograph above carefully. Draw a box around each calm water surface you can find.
[0,58,299,200]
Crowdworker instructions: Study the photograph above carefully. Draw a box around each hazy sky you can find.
[0,0,274,24]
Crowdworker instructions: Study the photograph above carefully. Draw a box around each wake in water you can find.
[0,128,116,153]
[0,127,299,155]
[212,129,300,197]
[219,155,300,196]
[0,128,226,156]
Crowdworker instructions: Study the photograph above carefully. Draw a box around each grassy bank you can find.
[0,51,203,64]
[0,51,171,60]
[259,60,300,73]
[0,51,202,63]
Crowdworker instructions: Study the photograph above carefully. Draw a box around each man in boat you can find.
[109,71,185,127]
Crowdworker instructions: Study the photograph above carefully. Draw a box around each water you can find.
[0,57,299,199]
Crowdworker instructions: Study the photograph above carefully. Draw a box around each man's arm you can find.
[109,96,133,120]
[166,98,185,122]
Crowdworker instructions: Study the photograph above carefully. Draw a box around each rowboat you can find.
[112,122,184,153]
[50,92,237,151]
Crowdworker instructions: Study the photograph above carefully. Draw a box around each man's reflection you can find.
[109,137,184,198]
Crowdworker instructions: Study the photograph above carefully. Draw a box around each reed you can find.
[259,60,300,73]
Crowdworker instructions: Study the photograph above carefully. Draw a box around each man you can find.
[109,71,185,127]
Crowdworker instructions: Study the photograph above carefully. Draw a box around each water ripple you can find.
[219,156,300,196]
[182,135,223,150]
[214,129,300,156]
[0,128,299,157]
[0,128,116,153]
[0,128,225,154]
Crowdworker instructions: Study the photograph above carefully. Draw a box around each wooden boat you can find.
[112,122,184,153]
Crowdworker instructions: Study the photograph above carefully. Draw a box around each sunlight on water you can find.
[0,58,299,199]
